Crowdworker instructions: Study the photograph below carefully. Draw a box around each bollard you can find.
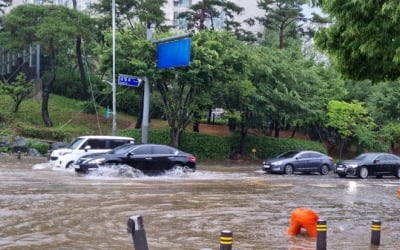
[220,230,233,250]
[370,220,381,246]
[17,150,21,160]
[316,220,327,250]
[127,215,149,250]
[397,188,400,199]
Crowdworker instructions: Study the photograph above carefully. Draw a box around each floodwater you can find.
[1,156,400,250]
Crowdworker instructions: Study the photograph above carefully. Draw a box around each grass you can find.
[0,93,137,139]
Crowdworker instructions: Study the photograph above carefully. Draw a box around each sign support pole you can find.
[141,25,154,143]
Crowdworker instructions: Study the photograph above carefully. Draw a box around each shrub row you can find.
[119,128,327,160]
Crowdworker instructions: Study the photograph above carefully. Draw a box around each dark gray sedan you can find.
[335,152,400,179]
[261,150,334,175]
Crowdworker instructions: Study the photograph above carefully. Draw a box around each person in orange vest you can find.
[287,207,319,237]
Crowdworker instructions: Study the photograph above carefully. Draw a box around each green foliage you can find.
[119,128,327,160]
[228,133,327,159]
[27,139,49,155]
[0,73,34,113]
[326,100,375,138]
[0,146,9,153]
[315,1,400,81]
[80,101,100,114]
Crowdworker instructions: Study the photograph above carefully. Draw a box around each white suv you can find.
[49,135,135,168]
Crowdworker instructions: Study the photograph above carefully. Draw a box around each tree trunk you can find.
[42,50,56,127]
[76,36,88,99]
[274,120,280,137]
[238,122,248,154]
[170,127,182,148]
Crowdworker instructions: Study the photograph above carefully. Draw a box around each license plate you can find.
[263,164,271,169]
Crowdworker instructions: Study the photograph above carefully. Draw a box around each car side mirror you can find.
[373,159,379,164]
[127,152,134,158]
[84,145,91,152]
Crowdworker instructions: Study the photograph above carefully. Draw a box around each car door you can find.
[307,152,324,171]
[126,145,153,171]
[381,154,398,174]
[293,152,310,171]
[372,154,387,175]
[151,145,176,171]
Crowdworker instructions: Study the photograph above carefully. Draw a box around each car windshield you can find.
[354,153,378,161]
[277,151,300,159]
[67,138,85,149]
[110,144,136,155]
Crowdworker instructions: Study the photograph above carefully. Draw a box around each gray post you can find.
[141,76,149,143]
[220,230,233,250]
[17,151,21,160]
[111,0,117,136]
[141,24,154,143]
[127,215,149,250]
[371,220,381,246]
[316,220,327,250]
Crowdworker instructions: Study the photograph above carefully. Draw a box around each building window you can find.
[174,0,192,8]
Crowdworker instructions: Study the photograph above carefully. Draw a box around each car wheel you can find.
[395,167,400,179]
[65,161,74,169]
[338,173,347,178]
[359,167,368,179]
[171,164,186,176]
[284,164,294,175]
[320,165,329,175]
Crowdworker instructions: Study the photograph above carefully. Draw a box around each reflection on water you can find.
[1,156,400,249]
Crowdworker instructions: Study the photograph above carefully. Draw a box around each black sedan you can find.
[74,143,196,175]
[335,152,400,179]
[261,150,334,175]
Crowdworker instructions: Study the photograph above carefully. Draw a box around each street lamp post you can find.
[111,0,117,136]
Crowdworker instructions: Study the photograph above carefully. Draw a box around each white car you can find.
[49,135,135,168]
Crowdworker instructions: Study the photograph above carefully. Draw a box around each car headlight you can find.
[273,160,283,165]
[87,158,106,165]
[346,164,358,168]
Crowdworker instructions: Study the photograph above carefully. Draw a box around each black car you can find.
[335,152,400,179]
[261,150,334,175]
[74,143,196,175]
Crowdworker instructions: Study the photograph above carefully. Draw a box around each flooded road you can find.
[1,156,400,250]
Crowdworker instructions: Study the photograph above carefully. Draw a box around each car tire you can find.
[320,165,329,175]
[338,173,347,178]
[65,161,74,169]
[284,164,294,175]
[359,167,368,179]
[395,167,400,179]
[171,164,186,176]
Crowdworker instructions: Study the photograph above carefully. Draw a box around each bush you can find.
[28,140,49,155]
[120,128,327,160]
[228,133,327,159]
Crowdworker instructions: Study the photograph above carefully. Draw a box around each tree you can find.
[315,1,400,81]
[177,0,254,41]
[257,0,308,49]
[326,100,376,159]
[0,4,94,127]
[0,73,34,113]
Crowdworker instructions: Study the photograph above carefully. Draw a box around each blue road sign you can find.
[118,74,141,87]
[157,38,191,69]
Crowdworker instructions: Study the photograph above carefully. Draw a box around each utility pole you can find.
[111,0,117,136]
[141,24,155,143]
